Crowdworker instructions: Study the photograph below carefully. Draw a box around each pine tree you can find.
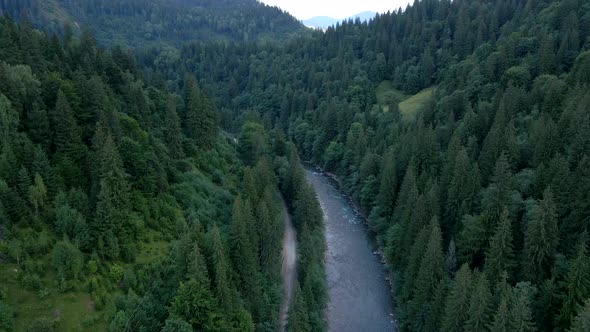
[287,284,311,332]
[445,148,481,236]
[570,299,590,332]
[16,166,31,200]
[377,149,397,219]
[539,35,556,74]
[489,294,512,332]
[510,283,537,332]
[184,80,216,149]
[556,238,590,329]
[482,153,513,229]
[484,209,515,284]
[164,95,184,159]
[399,226,430,303]
[257,200,278,269]
[53,90,83,161]
[207,225,233,312]
[170,278,226,331]
[230,196,261,315]
[421,47,434,87]
[0,94,18,144]
[442,264,473,332]
[524,188,559,282]
[464,271,493,332]
[400,226,430,303]
[413,218,445,309]
[94,133,130,259]
[26,105,50,148]
[187,240,210,287]
[29,173,47,217]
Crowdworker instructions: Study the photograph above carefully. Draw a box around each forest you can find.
[1,0,590,331]
[0,13,324,332]
[0,0,305,47]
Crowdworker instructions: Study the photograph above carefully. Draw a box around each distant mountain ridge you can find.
[303,11,377,29]
[0,0,306,47]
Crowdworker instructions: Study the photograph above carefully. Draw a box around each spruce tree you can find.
[413,218,445,310]
[94,133,130,259]
[556,238,590,329]
[287,285,311,332]
[230,196,261,315]
[464,271,493,332]
[164,95,184,159]
[29,173,47,217]
[570,299,590,332]
[484,209,515,284]
[53,90,83,161]
[442,263,473,332]
[489,294,512,332]
[510,283,537,332]
[208,225,233,312]
[377,149,397,219]
[524,188,559,282]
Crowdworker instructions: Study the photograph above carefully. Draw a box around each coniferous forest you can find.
[1,0,590,331]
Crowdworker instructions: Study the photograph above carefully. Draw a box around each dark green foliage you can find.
[52,238,83,281]
[0,298,14,332]
[556,239,590,329]
[1,0,306,47]
[170,278,226,331]
[524,188,559,282]
[570,299,590,332]
[164,96,184,159]
[0,14,288,331]
[484,209,515,284]
[442,264,473,332]
[464,271,492,332]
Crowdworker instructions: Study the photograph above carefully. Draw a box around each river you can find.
[305,167,396,332]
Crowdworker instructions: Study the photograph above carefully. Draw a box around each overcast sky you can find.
[259,0,413,20]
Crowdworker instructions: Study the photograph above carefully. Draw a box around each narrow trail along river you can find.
[280,198,297,332]
[306,167,396,332]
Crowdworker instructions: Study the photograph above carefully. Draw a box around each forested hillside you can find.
[0,0,306,47]
[0,15,327,331]
[137,0,590,331]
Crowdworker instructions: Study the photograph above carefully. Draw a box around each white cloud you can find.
[260,0,412,20]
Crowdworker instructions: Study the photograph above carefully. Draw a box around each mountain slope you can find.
[0,0,306,47]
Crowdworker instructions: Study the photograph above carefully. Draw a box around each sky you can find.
[259,0,413,20]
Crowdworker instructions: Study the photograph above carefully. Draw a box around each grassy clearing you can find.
[0,262,110,332]
[398,87,435,120]
[375,81,435,119]
[136,239,169,265]
[376,81,405,112]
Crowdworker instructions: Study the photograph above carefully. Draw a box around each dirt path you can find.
[279,198,297,332]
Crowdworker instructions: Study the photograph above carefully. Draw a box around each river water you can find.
[305,168,396,332]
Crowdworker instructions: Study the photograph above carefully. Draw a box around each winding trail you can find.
[279,198,297,332]
[305,167,396,332]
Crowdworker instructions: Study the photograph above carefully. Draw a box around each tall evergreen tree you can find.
[164,95,184,159]
[556,238,590,329]
[94,133,130,259]
[414,218,444,307]
[570,299,590,332]
[442,264,473,332]
[465,271,493,332]
[484,209,515,284]
[524,188,559,282]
